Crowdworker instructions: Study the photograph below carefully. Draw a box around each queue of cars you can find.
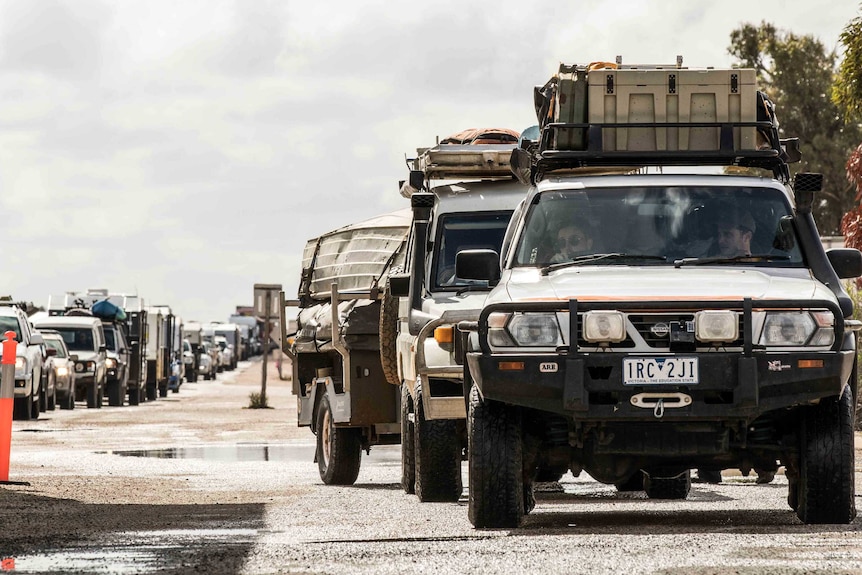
[0,290,253,421]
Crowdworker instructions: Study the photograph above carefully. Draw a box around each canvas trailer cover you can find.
[294,209,410,353]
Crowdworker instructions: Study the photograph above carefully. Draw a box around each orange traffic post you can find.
[0,330,28,485]
[0,331,18,482]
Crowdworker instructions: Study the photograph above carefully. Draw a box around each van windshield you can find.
[513,186,804,268]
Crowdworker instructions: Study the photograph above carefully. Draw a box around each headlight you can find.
[106,358,117,369]
[695,311,738,343]
[758,311,832,347]
[75,362,84,373]
[15,356,26,377]
[503,313,562,347]
[56,366,69,377]
[583,311,626,343]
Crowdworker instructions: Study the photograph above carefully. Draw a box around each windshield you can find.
[0,316,21,341]
[433,212,511,289]
[45,338,67,358]
[514,186,803,268]
[55,328,96,352]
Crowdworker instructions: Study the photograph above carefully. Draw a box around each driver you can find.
[551,221,594,263]
[715,210,756,257]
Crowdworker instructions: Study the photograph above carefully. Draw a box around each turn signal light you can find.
[797,359,823,368]
[434,326,454,344]
[498,361,525,371]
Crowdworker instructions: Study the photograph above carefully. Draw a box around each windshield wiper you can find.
[673,253,791,268]
[455,285,489,296]
[540,253,667,275]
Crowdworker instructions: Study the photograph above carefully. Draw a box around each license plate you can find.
[623,357,698,385]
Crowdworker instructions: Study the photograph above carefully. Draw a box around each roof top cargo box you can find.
[588,65,757,152]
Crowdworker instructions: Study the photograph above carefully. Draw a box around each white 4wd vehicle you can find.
[386,136,527,502]
[460,63,862,527]
[0,302,44,420]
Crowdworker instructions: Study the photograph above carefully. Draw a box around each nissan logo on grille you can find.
[650,322,670,338]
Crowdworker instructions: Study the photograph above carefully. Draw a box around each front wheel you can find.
[468,384,524,528]
[315,394,362,485]
[795,385,856,524]
[30,379,41,420]
[414,381,462,502]
[401,384,415,494]
[86,381,99,408]
[107,382,123,407]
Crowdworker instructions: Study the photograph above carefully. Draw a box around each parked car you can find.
[32,313,107,409]
[102,320,130,406]
[198,340,218,380]
[214,335,232,372]
[0,302,45,420]
[40,329,76,410]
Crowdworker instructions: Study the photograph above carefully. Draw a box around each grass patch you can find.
[247,392,270,409]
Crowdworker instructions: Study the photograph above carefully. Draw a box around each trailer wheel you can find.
[644,470,691,499]
[401,383,416,494]
[315,394,362,485]
[468,383,524,528]
[379,284,400,386]
[796,384,856,524]
[414,380,462,502]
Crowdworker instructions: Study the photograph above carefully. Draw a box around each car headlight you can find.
[583,311,627,343]
[56,366,69,377]
[758,311,833,347]
[14,356,26,377]
[106,358,117,369]
[489,313,562,347]
[75,362,84,373]
[695,311,738,343]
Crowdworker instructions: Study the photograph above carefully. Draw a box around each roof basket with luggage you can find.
[400,127,520,197]
[514,57,798,184]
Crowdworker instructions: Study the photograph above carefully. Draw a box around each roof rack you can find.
[513,120,795,184]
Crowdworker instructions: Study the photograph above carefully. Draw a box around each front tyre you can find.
[468,384,524,528]
[796,384,856,524]
[414,381,462,502]
[315,394,362,485]
[401,384,416,494]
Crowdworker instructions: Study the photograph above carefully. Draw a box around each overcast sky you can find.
[1,0,858,323]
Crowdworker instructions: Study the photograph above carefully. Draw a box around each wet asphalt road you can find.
[2,357,862,574]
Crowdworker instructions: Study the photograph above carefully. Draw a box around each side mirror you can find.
[455,249,500,285]
[388,274,410,298]
[70,354,79,362]
[99,345,107,353]
[826,248,862,279]
[30,333,43,345]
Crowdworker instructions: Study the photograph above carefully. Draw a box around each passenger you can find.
[551,221,594,263]
[715,210,756,257]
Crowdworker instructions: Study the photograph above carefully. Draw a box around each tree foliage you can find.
[834,9,862,122]
[841,145,862,251]
[729,22,862,234]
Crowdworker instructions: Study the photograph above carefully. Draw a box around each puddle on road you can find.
[102,443,402,464]
[8,529,258,574]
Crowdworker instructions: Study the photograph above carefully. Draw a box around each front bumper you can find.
[468,350,853,422]
[468,297,855,423]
